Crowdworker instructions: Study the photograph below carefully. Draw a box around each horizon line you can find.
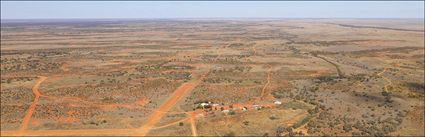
[2,17,424,20]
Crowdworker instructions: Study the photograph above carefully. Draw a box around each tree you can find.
[381,91,390,97]
[275,126,285,137]
[343,123,352,132]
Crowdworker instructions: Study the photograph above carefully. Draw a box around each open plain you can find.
[1,19,424,136]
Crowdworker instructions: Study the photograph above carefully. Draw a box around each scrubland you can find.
[1,19,424,136]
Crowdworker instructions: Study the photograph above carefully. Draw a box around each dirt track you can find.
[1,43,274,136]
[249,44,273,101]
[377,67,393,93]
[260,65,272,100]
[151,118,189,130]
[314,55,344,78]
[134,71,207,136]
[188,112,198,136]
[134,82,198,135]
[20,76,47,131]
[1,73,205,136]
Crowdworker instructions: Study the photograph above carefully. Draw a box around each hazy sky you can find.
[1,1,424,19]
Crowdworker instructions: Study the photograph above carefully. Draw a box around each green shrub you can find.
[292,114,314,129]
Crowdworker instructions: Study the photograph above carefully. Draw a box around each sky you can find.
[1,1,424,19]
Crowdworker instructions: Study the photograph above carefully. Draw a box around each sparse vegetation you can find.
[1,19,423,136]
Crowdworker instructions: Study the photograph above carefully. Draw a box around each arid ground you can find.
[1,19,424,136]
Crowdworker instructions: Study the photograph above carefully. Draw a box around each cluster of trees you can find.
[135,63,193,72]
[276,126,305,137]
[164,72,191,81]
[1,77,33,84]
[211,66,252,73]
[287,46,300,54]
[97,71,128,77]
[1,87,33,102]
[1,60,61,73]
[346,74,370,82]
[203,77,243,84]
[271,75,409,136]
[34,51,69,57]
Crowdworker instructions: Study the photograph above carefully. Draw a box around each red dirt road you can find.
[151,118,189,130]
[20,76,47,131]
[260,65,272,100]
[187,112,198,136]
[133,75,205,136]
[1,73,205,136]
